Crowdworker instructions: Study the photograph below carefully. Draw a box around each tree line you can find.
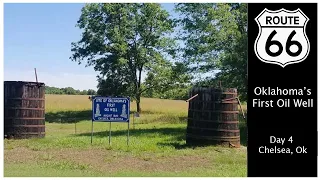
[70,3,247,112]
[45,86,97,95]
[45,84,189,100]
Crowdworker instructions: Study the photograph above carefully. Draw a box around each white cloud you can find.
[4,70,98,91]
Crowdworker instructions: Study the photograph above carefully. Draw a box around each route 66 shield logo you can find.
[254,8,310,67]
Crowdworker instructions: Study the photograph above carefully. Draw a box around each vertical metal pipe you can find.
[127,121,130,146]
[133,113,135,129]
[109,122,111,145]
[91,121,93,144]
[34,68,38,83]
[75,118,77,134]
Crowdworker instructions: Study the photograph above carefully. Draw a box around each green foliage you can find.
[175,3,247,100]
[45,86,96,95]
[141,83,191,100]
[45,86,64,94]
[71,3,190,112]
[70,3,248,103]
[87,89,97,95]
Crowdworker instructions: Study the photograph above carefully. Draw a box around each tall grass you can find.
[45,95,188,113]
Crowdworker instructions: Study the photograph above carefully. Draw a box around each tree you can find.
[63,87,76,95]
[175,3,247,100]
[70,3,180,112]
[45,85,96,95]
[87,89,97,95]
[81,90,88,95]
[45,86,63,94]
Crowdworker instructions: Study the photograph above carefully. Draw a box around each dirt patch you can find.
[49,148,212,173]
[4,147,39,164]
[140,155,211,172]
[4,147,212,173]
[60,150,210,172]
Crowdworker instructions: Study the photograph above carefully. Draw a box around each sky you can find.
[4,3,177,91]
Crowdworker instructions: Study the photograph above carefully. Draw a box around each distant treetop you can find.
[45,85,97,95]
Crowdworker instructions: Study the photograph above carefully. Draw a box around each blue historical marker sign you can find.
[92,96,130,122]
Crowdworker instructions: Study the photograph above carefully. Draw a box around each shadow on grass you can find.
[138,110,163,115]
[76,126,186,138]
[133,115,187,124]
[134,109,186,115]
[45,110,91,123]
[76,122,248,149]
[157,123,247,149]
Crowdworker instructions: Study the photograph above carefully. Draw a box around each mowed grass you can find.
[4,95,247,177]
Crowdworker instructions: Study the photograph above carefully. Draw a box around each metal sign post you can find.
[91,120,93,144]
[133,112,140,129]
[91,96,130,146]
[132,113,134,129]
[127,121,129,146]
[75,118,77,134]
[109,122,111,145]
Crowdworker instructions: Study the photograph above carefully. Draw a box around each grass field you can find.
[4,95,247,177]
